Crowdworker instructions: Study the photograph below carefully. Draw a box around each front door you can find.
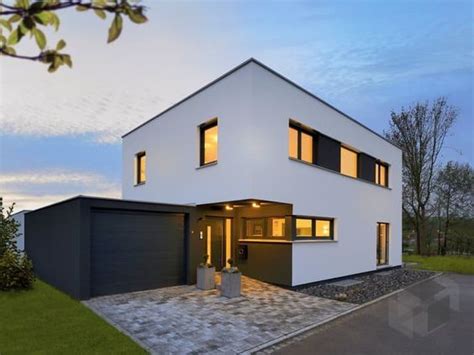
[377,222,389,266]
[203,217,232,271]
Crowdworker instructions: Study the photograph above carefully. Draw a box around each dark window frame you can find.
[289,121,317,164]
[376,222,389,266]
[135,151,146,185]
[375,161,389,187]
[294,216,334,240]
[199,118,218,166]
[243,216,288,239]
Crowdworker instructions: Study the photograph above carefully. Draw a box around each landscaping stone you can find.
[329,279,364,287]
[297,268,435,304]
[196,266,215,290]
[220,271,241,298]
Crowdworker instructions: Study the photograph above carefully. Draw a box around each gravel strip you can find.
[296,268,435,304]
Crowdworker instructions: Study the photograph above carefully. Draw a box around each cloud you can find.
[1,169,120,211]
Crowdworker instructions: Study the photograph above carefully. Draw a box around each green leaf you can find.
[94,9,106,20]
[8,15,22,24]
[107,14,122,43]
[0,34,6,45]
[48,63,58,73]
[29,1,46,13]
[7,27,24,45]
[33,28,46,49]
[49,12,60,31]
[62,54,72,68]
[22,17,36,30]
[76,5,89,11]
[0,19,12,31]
[33,11,52,26]
[127,8,147,24]
[56,39,66,51]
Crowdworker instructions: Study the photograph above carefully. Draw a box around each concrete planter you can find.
[197,266,215,290]
[221,271,241,298]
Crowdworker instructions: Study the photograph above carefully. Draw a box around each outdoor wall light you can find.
[252,202,261,208]
[225,205,234,210]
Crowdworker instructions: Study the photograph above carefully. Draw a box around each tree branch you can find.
[0,47,44,61]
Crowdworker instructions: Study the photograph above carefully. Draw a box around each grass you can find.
[403,254,474,275]
[0,280,146,354]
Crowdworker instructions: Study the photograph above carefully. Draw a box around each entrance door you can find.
[377,222,389,266]
[204,217,232,271]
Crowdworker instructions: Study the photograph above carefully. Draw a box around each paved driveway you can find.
[85,275,355,354]
[268,273,474,355]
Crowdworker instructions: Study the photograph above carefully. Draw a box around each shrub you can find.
[0,203,35,290]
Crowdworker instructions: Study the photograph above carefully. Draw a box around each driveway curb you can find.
[243,272,443,354]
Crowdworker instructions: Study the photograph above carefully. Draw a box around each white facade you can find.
[12,210,29,252]
[122,59,402,285]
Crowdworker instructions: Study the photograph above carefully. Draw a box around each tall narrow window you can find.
[136,152,146,184]
[377,222,389,265]
[375,162,388,187]
[288,122,315,164]
[200,120,218,166]
[340,146,358,178]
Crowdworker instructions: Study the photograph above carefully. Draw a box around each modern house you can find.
[26,58,402,300]
[121,58,402,287]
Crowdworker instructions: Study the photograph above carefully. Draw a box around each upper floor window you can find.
[375,162,388,187]
[200,119,218,166]
[340,146,358,178]
[136,152,146,184]
[289,123,314,164]
[295,217,334,239]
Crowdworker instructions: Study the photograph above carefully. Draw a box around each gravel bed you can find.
[296,268,436,304]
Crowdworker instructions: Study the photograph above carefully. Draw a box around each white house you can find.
[122,58,402,287]
[12,210,30,252]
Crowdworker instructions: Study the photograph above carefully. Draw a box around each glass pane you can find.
[301,132,313,163]
[138,154,146,183]
[288,127,298,159]
[246,219,264,237]
[315,220,331,237]
[377,223,389,265]
[204,124,218,164]
[270,218,285,237]
[380,165,387,186]
[340,147,358,178]
[375,163,379,184]
[296,219,312,237]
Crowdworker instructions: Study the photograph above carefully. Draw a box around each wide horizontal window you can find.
[243,217,287,239]
[246,218,264,237]
[340,146,358,178]
[289,123,314,164]
[375,162,388,187]
[295,216,334,239]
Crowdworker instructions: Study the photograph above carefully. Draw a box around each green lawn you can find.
[403,254,474,275]
[0,280,146,354]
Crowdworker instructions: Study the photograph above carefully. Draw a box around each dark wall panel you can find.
[316,134,341,172]
[358,153,376,182]
[25,199,82,299]
[238,242,292,286]
[91,209,185,297]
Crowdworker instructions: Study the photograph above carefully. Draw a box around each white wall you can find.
[12,210,29,252]
[122,61,403,285]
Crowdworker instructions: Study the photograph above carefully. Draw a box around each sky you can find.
[1,0,473,211]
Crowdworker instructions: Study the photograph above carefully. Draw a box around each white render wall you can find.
[12,210,29,252]
[122,61,403,285]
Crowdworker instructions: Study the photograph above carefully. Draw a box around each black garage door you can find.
[91,209,186,297]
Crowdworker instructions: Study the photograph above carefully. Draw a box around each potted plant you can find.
[220,258,241,298]
[196,254,215,290]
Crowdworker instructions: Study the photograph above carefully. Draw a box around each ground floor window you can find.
[377,222,389,265]
[295,216,334,239]
[243,217,287,239]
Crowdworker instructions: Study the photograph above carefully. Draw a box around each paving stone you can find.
[85,274,355,354]
[329,279,364,287]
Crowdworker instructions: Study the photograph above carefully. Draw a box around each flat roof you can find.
[122,58,401,150]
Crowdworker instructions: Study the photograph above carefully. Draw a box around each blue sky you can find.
[1,0,472,210]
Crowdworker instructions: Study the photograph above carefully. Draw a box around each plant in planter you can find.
[196,254,215,290]
[220,258,241,298]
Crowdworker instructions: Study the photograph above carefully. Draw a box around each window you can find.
[288,123,314,164]
[245,219,264,237]
[340,146,358,178]
[377,222,389,265]
[375,162,388,187]
[200,120,218,166]
[136,152,146,184]
[269,218,286,237]
[295,217,334,239]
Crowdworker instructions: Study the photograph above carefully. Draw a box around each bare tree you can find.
[385,97,457,255]
[435,161,474,255]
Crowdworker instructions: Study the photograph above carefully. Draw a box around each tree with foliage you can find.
[0,203,35,290]
[385,97,457,255]
[0,0,147,72]
[435,161,474,255]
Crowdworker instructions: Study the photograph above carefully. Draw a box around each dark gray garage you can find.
[25,196,200,300]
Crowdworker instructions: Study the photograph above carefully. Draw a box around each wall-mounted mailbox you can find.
[237,244,248,260]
